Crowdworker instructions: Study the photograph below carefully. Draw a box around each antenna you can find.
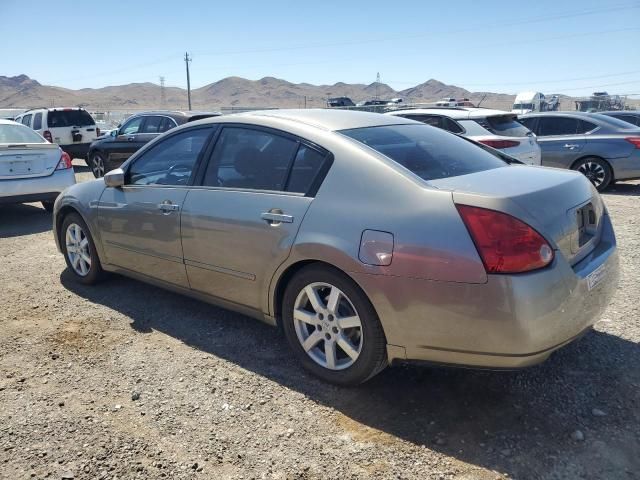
[159,76,166,107]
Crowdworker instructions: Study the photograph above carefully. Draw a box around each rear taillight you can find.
[456,204,554,274]
[56,151,72,170]
[477,139,520,149]
[96,127,100,137]
[625,137,640,148]
[43,130,53,143]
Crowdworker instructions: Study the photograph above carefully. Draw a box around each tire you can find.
[60,212,104,285]
[282,265,388,386]
[41,201,54,213]
[89,151,106,178]
[572,157,612,191]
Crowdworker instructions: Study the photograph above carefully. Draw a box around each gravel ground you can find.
[1,163,639,480]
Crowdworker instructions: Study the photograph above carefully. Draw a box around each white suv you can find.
[14,108,99,160]
[387,107,541,165]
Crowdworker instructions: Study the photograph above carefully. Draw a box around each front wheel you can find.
[60,213,104,285]
[573,157,612,191]
[89,152,106,178]
[282,265,387,385]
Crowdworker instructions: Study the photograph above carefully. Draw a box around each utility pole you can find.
[159,76,166,108]
[375,72,380,100]
[184,52,192,110]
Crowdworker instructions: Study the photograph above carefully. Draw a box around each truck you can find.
[511,92,560,114]
[575,92,625,112]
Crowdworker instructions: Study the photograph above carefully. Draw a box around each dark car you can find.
[519,111,640,190]
[327,97,355,107]
[600,110,640,127]
[87,110,220,177]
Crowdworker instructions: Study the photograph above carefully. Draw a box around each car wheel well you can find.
[56,206,82,244]
[570,155,614,181]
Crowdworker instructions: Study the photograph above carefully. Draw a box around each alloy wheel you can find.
[65,223,91,276]
[293,282,363,370]
[577,161,606,188]
[91,154,105,177]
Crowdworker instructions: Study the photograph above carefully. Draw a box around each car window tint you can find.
[142,116,163,134]
[32,112,42,130]
[611,114,639,126]
[159,117,176,133]
[518,117,537,133]
[121,117,143,135]
[47,110,95,127]
[577,120,597,134]
[22,114,32,127]
[341,124,506,182]
[203,127,298,191]
[128,127,213,186]
[538,117,579,136]
[286,145,326,194]
[442,117,464,134]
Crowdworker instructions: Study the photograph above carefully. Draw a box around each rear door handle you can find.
[261,212,294,224]
[158,201,180,214]
[564,144,580,149]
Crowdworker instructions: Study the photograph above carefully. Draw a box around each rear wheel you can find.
[89,152,106,178]
[282,265,387,385]
[60,213,104,285]
[572,157,612,191]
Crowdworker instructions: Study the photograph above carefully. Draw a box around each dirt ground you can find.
[1,163,639,480]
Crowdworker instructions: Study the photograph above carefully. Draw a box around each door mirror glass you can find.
[110,129,118,137]
[104,168,125,188]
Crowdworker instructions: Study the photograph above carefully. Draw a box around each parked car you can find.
[53,109,618,385]
[519,112,640,190]
[387,107,541,165]
[599,110,640,127]
[14,108,99,160]
[0,119,74,212]
[327,97,355,107]
[86,110,221,178]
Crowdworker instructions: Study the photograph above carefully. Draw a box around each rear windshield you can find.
[340,124,507,181]
[0,123,47,144]
[592,113,640,130]
[477,116,532,137]
[47,110,95,128]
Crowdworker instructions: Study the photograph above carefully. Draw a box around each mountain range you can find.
[0,74,525,111]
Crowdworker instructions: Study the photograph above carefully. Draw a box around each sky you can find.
[1,0,639,96]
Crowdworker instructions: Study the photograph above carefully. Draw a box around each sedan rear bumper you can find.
[353,214,619,368]
[0,168,75,202]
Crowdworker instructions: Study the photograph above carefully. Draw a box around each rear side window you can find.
[141,116,163,133]
[477,115,531,137]
[159,117,176,132]
[402,114,442,128]
[341,124,506,181]
[286,145,327,194]
[537,117,580,136]
[203,127,298,191]
[32,112,42,130]
[47,110,95,128]
[577,120,597,134]
[442,117,464,134]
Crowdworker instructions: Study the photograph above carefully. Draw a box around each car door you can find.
[98,125,216,287]
[181,125,330,312]
[534,116,586,168]
[109,116,146,163]
[138,115,175,144]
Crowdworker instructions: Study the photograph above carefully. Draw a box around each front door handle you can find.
[158,201,180,214]
[261,211,294,224]
[127,136,136,142]
[564,144,580,149]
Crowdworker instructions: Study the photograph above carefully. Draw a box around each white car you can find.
[386,107,542,165]
[0,119,75,212]
[14,107,100,161]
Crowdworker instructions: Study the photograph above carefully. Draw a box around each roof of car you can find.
[387,107,512,120]
[217,108,418,131]
[129,110,222,119]
[599,110,640,115]
[519,111,600,118]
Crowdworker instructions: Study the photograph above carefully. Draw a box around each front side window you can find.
[120,117,143,135]
[341,124,507,182]
[203,127,298,190]
[33,112,42,130]
[22,114,32,127]
[127,127,213,186]
[537,117,579,136]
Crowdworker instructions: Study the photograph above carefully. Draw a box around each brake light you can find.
[96,127,100,137]
[456,204,554,274]
[56,151,73,170]
[477,139,520,149]
[625,137,640,148]
[43,130,53,143]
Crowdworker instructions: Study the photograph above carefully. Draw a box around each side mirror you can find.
[104,168,125,188]
[110,129,118,137]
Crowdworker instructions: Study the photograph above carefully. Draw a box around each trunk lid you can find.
[0,143,61,179]
[429,166,603,266]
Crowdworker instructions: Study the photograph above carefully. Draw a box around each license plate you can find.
[9,160,33,174]
[587,263,607,291]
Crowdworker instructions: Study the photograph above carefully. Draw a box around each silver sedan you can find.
[53,110,618,385]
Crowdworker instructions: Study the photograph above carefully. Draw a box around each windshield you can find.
[0,123,47,144]
[47,110,95,128]
[340,124,507,181]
